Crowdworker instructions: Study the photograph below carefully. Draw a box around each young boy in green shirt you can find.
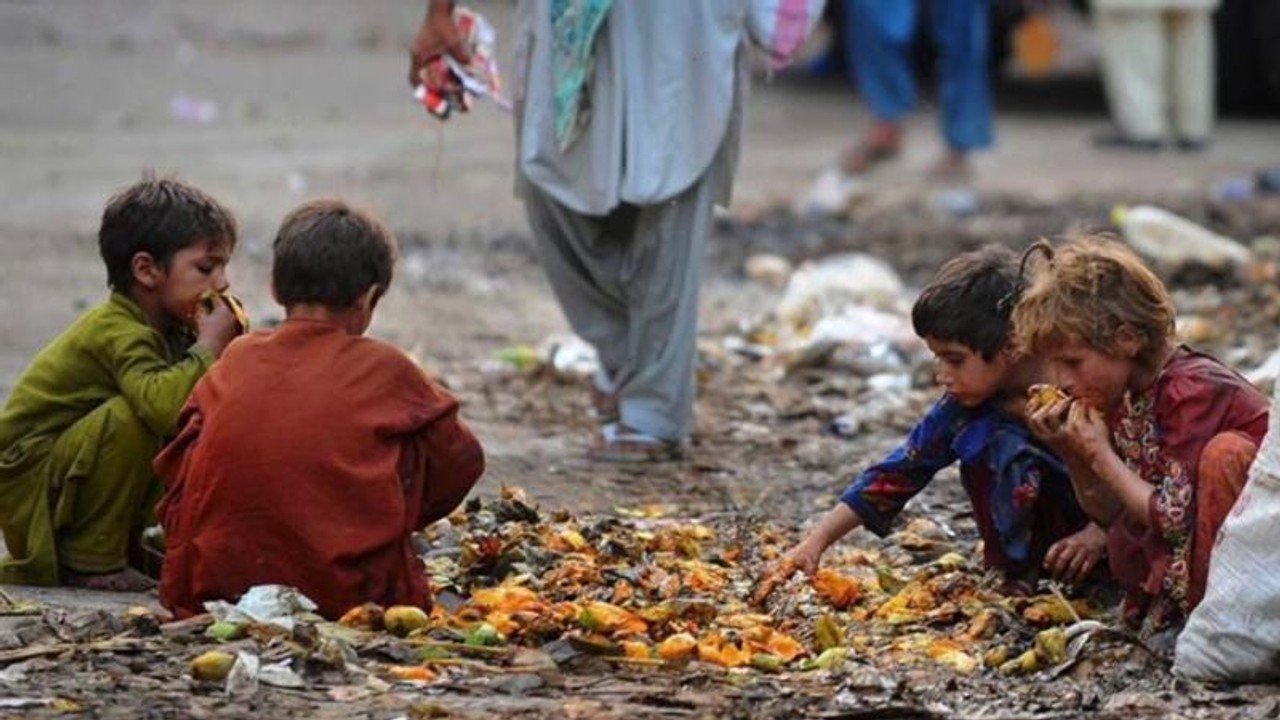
[0,175,243,591]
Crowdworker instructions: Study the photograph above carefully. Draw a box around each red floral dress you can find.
[1107,347,1268,634]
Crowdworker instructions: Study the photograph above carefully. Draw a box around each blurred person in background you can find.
[1091,0,1220,151]
[839,0,994,180]
[408,0,819,462]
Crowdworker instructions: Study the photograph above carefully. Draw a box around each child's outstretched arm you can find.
[784,503,863,575]
[778,397,964,578]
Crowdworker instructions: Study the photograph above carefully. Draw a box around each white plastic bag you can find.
[1174,382,1280,682]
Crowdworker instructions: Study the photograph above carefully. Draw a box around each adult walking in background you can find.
[840,0,994,179]
[1091,0,1221,151]
[409,0,819,462]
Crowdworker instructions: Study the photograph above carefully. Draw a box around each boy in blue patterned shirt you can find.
[783,245,1105,591]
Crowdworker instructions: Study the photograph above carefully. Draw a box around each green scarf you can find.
[551,0,614,151]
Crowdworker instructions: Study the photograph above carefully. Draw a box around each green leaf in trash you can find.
[204,620,245,642]
[464,622,503,647]
[814,614,844,652]
[750,653,784,673]
[417,645,455,661]
[495,346,540,371]
[876,566,906,594]
[799,646,850,671]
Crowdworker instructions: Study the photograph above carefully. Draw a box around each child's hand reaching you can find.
[782,536,825,577]
[195,297,241,357]
[1044,522,1107,585]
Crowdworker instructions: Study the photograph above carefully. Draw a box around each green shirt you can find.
[0,293,214,478]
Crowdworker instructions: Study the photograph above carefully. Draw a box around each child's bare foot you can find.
[63,567,156,592]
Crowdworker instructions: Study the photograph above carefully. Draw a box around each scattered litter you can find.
[0,698,58,709]
[1112,204,1253,272]
[259,660,307,689]
[743,253,793,288]
[1246,346,1280,386]
[796,167,869,216]
[225,650,261,698]
[204,585,319,632]
[1212,176,1256,202]
[777,253,904,336]
[169,94,219,125]
[0,660,31,685]
[931,188,979,218]
[538,334,599,379]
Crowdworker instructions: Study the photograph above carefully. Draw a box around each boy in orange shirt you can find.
[156,200,485,619]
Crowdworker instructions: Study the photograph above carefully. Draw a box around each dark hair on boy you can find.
[99,173,238,292]
[911,244,1021,361]
[272,199,398,308]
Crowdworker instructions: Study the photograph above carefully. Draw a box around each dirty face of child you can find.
[924,338,1010,408]
[153,237,232,327]
[1042,340,1133,413]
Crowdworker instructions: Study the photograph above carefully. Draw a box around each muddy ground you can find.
[3,1,1280,718]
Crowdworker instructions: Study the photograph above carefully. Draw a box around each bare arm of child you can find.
[782,503,864,576]
[1027,397,1124,524]
[1061,403,1155,526]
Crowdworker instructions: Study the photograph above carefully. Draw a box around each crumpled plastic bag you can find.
[204,585,319,632]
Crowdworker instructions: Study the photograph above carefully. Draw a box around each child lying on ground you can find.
[783,245,1106,592]
[0,175,243,591]
[1015,235,1268,636]
[156,199,485,620]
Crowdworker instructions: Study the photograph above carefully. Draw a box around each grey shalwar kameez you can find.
[511,0,751,443]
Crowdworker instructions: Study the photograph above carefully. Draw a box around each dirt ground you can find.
[3,1,1280,718]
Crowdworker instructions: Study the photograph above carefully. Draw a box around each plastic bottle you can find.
[1111,204,1253,270]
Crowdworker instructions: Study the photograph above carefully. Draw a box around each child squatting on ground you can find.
[0,176,244,592]
[1014,235,1268,637]
[783,245,1108,592]
[155,200,485,620]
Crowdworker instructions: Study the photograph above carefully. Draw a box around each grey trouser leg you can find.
[521,160,725,443]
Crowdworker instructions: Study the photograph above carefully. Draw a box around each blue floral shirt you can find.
[840,394,1083,569]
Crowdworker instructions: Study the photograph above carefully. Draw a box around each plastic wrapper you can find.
[414,6,508,119]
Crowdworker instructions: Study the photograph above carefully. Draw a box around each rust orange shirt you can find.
[155,318,484,619]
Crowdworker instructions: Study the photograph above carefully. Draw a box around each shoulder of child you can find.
[1159,349,1251,406]
[349,336,442,388]
[73,296,165,354]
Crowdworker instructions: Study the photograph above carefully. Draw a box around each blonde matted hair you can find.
[1012,234,1175,366]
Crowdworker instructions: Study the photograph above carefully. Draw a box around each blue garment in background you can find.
[843,0,993,152]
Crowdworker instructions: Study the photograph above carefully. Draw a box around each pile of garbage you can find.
[0,490,1145,705]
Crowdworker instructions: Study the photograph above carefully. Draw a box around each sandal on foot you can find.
[589,384,619,423]
[589,423,683,463]
[63,566,156,592]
